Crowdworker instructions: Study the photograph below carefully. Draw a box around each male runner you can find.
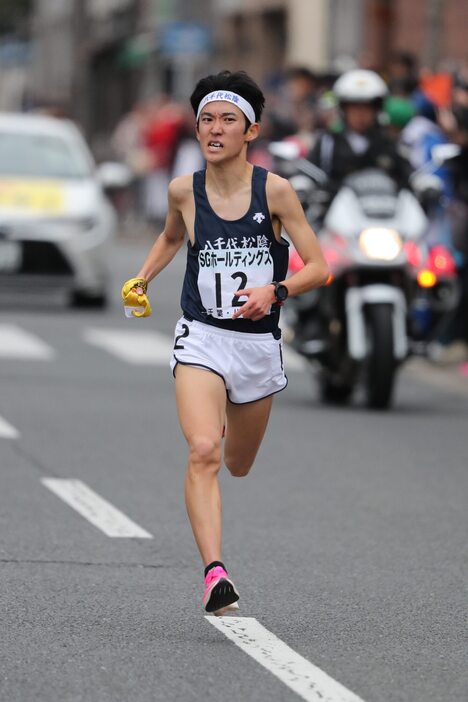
[121,71,328,615]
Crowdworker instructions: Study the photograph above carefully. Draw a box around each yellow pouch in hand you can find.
[121,277,152,317]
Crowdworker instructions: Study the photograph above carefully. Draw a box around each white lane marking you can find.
[0,325,55,360]
[41,479,153,538]
[84,327,306,373]
[84,328,173,365]
[206,617,365,702]
[0,415,20,439]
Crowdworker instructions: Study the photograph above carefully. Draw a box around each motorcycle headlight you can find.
[359,227,403,261]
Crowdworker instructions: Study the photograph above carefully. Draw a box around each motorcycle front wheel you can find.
[364,303,396,409]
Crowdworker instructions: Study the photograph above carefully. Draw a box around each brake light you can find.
[427,245,456,276]
[404,241,423,269]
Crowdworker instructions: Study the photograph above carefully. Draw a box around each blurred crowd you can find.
[111,97,204,223]
[110,52,468,218]
[108,52,468,368]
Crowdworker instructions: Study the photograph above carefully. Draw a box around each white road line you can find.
[0,415,20,439]
[206,617,365,702]
[84,328,173,365]
[0,325,55,360]
[41,479,153,538]
[84,327,306,373]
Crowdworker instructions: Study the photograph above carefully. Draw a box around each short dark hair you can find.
[390,51,417,72]
[453,105,468,132]
[286,66,317,84]
[190,70,265,128]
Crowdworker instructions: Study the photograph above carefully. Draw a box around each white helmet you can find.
[333,69,388,104]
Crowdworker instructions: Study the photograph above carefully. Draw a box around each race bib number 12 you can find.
[198,245,274,319]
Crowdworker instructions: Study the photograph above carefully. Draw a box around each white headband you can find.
[196,90,257,124]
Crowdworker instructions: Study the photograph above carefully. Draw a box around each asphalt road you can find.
[1,237,467,702]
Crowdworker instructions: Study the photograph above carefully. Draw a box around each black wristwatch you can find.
[271,281,289,304]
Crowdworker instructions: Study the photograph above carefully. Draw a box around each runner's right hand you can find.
[121,277,152,317]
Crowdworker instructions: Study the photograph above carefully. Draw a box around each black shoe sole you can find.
[205,578,240,613]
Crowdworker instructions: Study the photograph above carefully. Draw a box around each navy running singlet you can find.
[180,166,289,333]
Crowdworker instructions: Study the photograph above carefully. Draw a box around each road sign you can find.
[159,22,213,56]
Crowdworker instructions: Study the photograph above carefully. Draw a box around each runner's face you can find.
[197,101,258,161]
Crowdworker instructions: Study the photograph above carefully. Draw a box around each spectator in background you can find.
[143,96,185,225]
[452,69,468,109]
[172,106,205,178]
[273,66,320,148]
[400,93,445,170]
[383,95,416,140]
[315,90,341,133]
[285,67,319,141]
[443,106,468,367]
[111,101,153,219]
[399,94,457,289]
[387,50,419,98]
[285,66,319,103]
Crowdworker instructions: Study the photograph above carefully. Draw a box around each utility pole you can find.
[70,0,90,135]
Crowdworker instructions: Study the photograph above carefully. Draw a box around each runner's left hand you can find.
[232,285,276,321]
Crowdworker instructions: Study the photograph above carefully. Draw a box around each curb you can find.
[404,358,468,398]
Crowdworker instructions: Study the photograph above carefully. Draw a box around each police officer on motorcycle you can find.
[308,69,412,196]
[291,70,418,405]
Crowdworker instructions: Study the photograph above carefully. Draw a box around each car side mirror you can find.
[96,162,132,190]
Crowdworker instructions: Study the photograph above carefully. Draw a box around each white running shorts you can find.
[170,316,288,404]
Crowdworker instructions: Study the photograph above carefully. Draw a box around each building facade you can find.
[213,0,468,82]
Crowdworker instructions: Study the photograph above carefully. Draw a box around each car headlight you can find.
[359,227,403,261]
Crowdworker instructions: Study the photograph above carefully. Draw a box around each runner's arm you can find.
[268,174,329,296]
[135,178,188,283]
[232,175,328,321]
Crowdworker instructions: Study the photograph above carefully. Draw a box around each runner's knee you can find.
[224,455,253,478]
[188,435,221,474]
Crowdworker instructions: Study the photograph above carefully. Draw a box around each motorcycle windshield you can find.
[343,169,397,196]
[343,169,397,218]
[324,168,427,239]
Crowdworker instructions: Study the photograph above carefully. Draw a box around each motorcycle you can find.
[270,141,459,409]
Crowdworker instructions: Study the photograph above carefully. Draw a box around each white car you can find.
[0,113,127,306]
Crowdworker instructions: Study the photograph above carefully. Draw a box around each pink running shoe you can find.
[203,566,240,615]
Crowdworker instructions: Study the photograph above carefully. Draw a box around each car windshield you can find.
[0,132,91,179]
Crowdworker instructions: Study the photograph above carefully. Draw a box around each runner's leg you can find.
[224,396,273,477]
[175,364,226,566]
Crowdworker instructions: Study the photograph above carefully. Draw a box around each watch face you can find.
[276,284,288,302]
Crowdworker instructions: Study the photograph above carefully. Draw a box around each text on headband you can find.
[196,91,256,124]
